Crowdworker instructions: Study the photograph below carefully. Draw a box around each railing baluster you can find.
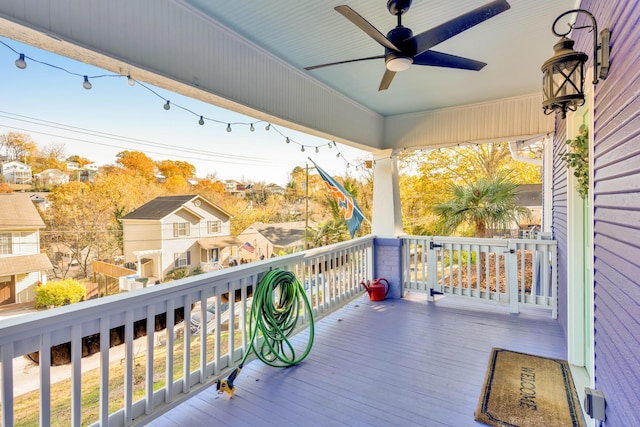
[124,310,134,425]
[1,343,14,426]
[145,303,155,415]
[99,316,110,424]
[71,324,82,426]
[39,332,51,426]
[165,298,175,404]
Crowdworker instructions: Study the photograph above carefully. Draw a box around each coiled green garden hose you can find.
[217,269,314,397]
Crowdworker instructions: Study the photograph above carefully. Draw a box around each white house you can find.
[122,195,239,280]
[34,168,69,188]
[0,193,52,305]
[1,160,32,185]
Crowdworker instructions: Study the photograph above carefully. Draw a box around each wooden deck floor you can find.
[144,293,566,427]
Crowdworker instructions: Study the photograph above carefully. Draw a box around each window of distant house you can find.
[174,251,191,268]
[0,233,12,255]
[208,220,221,234]
[173,222,190,237]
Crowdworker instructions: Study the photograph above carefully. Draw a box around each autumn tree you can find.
[66,154,92,168]
[116,150,156,181]
[156,159,196,180]
[192,179,225,203]
[0,182,12,193]
[399,142,542,235]
[0,132,37,161]
[30,143,67,174]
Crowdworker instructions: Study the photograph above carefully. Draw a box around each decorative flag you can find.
[241,241,255,253]
[309,159,365,238]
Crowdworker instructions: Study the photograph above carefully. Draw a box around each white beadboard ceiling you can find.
[184,0,577,116]
[0,0,581,151]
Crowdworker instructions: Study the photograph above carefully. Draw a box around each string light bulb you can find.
[198,116,204,125]
[265,124,271,131]
[315,147,319,153]
[250,123,255,132]
[336,152,341,158]
[15,53,26,69]
[286,137,290,144]
[301,146,305,152]
[163,100,171,110]
[82,76,92,90]
[127,75,135,86]
[227,123,232,132]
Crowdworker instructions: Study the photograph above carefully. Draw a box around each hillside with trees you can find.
[1,131,542,280]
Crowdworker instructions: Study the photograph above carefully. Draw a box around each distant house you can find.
[34,168,69,188]
[0,193,53,305]
[236,221,307,260]
[1,160,32,185]
[223,180,246,197]
[28,193,50,210]
[122,195,239,280]
[264,183,285,196]
[515,183,542,226]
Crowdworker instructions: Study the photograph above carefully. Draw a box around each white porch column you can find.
[371,150,403,236]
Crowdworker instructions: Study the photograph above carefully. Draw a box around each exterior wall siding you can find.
[552,117,568,336]
[580,1,640,425]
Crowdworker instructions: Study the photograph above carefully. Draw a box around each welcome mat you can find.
[475,348,585,427]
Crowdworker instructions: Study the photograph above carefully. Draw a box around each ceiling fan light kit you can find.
[305,0,511,90]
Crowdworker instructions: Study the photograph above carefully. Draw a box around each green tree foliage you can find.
[432,172,532,238]
[400,142,542,235]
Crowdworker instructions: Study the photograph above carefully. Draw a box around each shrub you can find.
[35,279,87,309]
[165,267,190,281]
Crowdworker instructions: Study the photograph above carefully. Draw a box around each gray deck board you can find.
[144,294,566,426]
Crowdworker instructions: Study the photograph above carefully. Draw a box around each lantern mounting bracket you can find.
[551,9,610,83]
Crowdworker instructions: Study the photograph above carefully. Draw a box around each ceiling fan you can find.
[305,0,511,91]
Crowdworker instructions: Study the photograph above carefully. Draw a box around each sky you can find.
[0,36,370,186]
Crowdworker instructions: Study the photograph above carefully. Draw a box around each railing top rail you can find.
[401,235,557,246]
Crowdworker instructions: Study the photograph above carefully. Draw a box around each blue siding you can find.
[552,117,569,337]
[580,1,640,426]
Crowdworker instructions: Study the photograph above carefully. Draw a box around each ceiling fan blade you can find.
[335,5,401,52]
[378,69,396,91]
[413,50,486,70]
[413,0,511,55]
[305,55,385,71]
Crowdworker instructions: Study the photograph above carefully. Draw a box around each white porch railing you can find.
[402,236,557,318]
[0,236,373,427]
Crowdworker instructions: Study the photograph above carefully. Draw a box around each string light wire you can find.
[1,39,370,170]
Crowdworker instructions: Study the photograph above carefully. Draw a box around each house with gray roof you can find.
[121,195,239,280]
[0,193,53,305]
[236,221,307,260]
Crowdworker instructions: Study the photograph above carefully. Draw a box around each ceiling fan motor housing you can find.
[385,26,416,70]
[387,0,413,16]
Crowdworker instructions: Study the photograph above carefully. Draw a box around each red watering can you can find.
[361,278,389,301]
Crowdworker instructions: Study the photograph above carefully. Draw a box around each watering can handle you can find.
[377,278,390,296]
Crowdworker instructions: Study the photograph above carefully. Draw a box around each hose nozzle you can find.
[216,364,242,397]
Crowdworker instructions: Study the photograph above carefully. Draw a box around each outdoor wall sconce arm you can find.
[541,9,610,118]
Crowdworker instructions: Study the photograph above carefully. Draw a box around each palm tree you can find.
[432,172,531,238]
